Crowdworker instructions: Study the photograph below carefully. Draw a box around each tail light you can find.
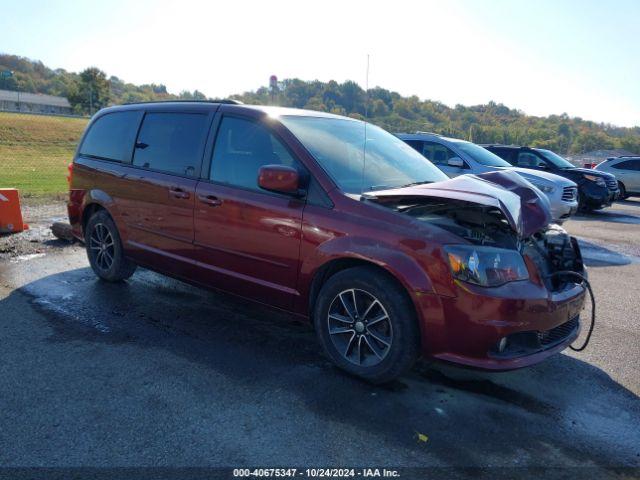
[67,162,73,187]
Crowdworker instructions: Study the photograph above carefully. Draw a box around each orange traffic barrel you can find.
[0,188,28,233]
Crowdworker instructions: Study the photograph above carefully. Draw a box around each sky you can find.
[2,0,639,127]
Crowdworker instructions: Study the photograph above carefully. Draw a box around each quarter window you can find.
[132,112,209,177]
[210,116,300,191]
[612,160,640,171]
[79,111,142,162]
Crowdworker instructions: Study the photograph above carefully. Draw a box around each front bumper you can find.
[580,183,618,208]
[415,279,586,370]
[550,199,578,222]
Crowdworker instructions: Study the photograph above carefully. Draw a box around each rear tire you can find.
[314,266,420,384]
[85,210,136,282]
[618,181,628,200]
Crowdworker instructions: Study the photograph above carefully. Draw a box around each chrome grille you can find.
[562,186,577,202]
[606,178,618,190]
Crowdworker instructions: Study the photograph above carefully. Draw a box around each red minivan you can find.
[68,101,587,383]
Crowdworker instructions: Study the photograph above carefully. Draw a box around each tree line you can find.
[1,53,639,154]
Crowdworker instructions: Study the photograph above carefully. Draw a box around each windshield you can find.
[537,149,574,169]
[453,141,512,167]
[279,116,448,193]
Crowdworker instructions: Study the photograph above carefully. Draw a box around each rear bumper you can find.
[416,280,586,370]
[67,189,86,241]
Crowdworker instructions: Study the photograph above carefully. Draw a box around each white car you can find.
[396,133,579,222]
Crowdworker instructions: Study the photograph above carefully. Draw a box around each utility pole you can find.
[89,83,93,116]
[269,75,278,105]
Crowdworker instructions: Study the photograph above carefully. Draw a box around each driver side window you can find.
[423,141,464,167]
[210,116,300,191]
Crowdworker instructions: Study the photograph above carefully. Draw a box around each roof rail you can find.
[414,131,441,136]
[480,143,524,148]
[122,99,243,106]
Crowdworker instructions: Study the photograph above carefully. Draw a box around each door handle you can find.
[198,194,223,206]
[169,187,190,199]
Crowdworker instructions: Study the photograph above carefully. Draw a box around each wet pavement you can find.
[0,201,639,476]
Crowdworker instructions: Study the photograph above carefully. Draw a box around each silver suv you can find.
[594,156,640,199]
[396,133,579,222]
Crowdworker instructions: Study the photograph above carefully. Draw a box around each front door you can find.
[423,141,468,177]
[193,114,305,309]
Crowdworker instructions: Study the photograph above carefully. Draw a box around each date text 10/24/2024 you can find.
[233,468,401,478]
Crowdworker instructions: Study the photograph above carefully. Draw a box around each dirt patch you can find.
[0,200,75,260]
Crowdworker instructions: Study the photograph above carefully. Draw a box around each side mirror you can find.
[258,165,303,196]
[447,157,464,168]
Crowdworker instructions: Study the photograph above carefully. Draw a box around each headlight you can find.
[531,182,555,194]
[583,174,606,187]
[444,245,529,287]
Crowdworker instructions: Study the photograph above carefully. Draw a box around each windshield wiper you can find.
[397,180,434,189]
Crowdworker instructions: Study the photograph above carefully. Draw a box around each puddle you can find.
[577,239,640,267]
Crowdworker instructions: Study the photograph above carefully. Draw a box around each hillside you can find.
[2,53,639,156]
[1,54,640,199]
[232,79,640,155]
[0,112,88,197]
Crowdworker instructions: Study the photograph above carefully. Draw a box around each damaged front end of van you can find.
[364,170,587,369]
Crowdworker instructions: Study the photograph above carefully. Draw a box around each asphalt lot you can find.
[1,200,639,477]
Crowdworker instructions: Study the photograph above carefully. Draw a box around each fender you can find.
[70,187,119,240]
[296,234,436,318]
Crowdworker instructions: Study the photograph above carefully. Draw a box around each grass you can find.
[0,112,88,198]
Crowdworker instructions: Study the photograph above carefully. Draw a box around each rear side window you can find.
[490,148,516,165]
[404,140,423,153]
[79,111,142,162]
[613,160,640,171]
[517,152,546,168]
[210,116,301,191]
[132,112,209,177]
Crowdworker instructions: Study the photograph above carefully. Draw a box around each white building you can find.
[0,89,72,115]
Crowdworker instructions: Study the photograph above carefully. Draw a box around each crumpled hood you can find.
[366,170,552,238]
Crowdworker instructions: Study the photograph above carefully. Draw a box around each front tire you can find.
[85,210,136,282]
[314,266,420,384]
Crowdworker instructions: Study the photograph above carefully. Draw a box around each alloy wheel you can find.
[327,288,393,367]
[89,223,115,272]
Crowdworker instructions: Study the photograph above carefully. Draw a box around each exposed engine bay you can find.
[396,198,518,249]
[381,197,585,292]
[364,169,594,351]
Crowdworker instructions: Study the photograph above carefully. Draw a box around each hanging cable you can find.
[545,270,595,351]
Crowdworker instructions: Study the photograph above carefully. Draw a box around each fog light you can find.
[498,337,508,353]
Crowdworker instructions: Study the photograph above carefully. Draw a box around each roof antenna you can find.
[360,54,370,196]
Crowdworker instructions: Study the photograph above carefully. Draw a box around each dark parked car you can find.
[68,101,586,383]
[482,145,619,211]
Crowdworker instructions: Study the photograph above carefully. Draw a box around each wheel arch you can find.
[82,203,107,233]
[307,252,433,324]
[79,189,118,238]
